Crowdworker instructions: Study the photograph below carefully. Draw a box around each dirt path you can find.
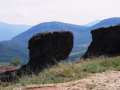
[16,71,120,90]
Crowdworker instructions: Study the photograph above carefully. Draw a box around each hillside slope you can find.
[0,43,29,65]
[11,21,88,47]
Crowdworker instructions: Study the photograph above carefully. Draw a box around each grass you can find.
[77,55,120,73]
[86,83,97,90]
[1,55,120,89]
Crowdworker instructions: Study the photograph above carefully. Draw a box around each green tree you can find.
[10,59,22,66]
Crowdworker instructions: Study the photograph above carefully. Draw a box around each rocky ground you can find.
[0,65,20,74]
[0,65,20,87]
[24,71,120,90]
[0,66,120,90]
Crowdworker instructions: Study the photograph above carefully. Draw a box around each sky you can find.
[0,0,120,25]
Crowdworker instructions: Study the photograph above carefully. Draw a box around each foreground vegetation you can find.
[1,56,120,89]
[10,59,22,66]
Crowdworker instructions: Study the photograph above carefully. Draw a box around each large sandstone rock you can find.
[82,24,120,59]
[18,30,74,75]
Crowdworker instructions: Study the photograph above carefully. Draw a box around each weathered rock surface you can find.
[17,30,74,75]
[0,66,20,82]
[82,24,120,59]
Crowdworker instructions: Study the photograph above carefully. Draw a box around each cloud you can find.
[0,0,120,25]
[10,0,36,3]
[14,11,29,17]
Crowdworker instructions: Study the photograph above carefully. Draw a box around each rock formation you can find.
[17,30,74,75]
[82,24,120,59]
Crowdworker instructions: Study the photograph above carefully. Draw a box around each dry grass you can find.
[1,55,120,89]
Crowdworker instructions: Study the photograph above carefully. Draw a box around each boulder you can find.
[17,30,74,75]
[82,24,120,59]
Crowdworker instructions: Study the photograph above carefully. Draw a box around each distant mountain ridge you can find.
[87,17,120,31]
[2,21,88,47]
[84,20,101,26]
[12,21,88,41]
[0,21,33,41]
[82,17,120,42]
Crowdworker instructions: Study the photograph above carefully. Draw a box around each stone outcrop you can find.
[82,24,120,59]
[0,65,20,82]
[17,30,74,75]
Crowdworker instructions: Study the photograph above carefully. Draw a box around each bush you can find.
[10,59,22,66]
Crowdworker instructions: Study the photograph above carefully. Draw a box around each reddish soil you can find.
[27,86,57,90]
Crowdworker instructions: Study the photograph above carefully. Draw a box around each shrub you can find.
[10,59,22,66]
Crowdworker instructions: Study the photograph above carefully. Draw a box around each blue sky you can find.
[0,0,120,25]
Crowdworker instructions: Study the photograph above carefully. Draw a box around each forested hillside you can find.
[0,43,29,65]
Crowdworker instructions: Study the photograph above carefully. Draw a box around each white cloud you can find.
[15,11,29,17]
[9,0,36,3]
[0,0,120,25]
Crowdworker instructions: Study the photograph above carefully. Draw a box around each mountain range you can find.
[84,20,101,26]
[0,17,120,65]
[0,21,33,41]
